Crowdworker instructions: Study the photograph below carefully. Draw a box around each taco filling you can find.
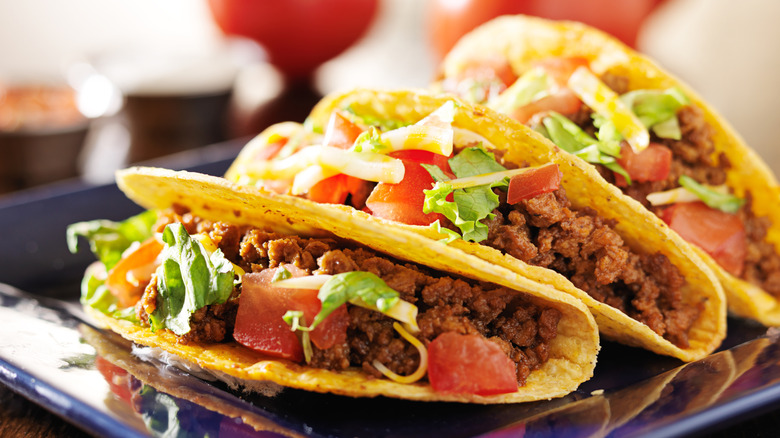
[440,56,780,299]
[226,102,699,348]
[70,206,564,395]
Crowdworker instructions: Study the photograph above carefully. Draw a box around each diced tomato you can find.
[365,158,453,226]
[443,57,518,102]
[532,57,590,87]
[506,163,562,204]
[289,287,348,350]
[233,264,348,361]
[307,113,371,206]
[460,57,518,88]
[427,332,518,396]
[106,237,164,308]
[323,111,364,150]
[614,142,672,186]
[509,57,590,124]
[510,88,583,124]
[308,173,373,208]
[388,149,452,174]
[254,137,287,161]
[95,356,134,404]
[661,201,747,276]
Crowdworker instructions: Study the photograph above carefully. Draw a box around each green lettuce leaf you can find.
[284,271,399,332]
[448,146,507,177]
[149,224,235,335]
[66,210,157,270]
[620,87,689,140]
[421,147,509,242]
[542,112,632,183]
[344,105,409,131]
[351,126,389,153]
[678,175,745,214]
[79,263,138,322]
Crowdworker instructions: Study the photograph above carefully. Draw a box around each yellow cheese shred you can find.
[372,322,428,384]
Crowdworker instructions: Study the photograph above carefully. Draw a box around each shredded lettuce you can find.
[620,87,689,140]
[678,175,745,213]
[421,147,509,242]
[351,126,388,153]
[149,224,236,335]
[448,146,507,176]
[79,263,138,322]
[489,68,550,114]
[66,210,157,270]
[344,105,409,131]
[284,271,399,332]
[541,113,631,183]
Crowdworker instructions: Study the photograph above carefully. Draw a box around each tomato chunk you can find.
[365,157,453,226]
[308,173,373,207]
[510,57,590,124]
[532,57,591,87]
[106,237,163,308]
[233,265,348,361]
[388,149,452,174]
[308,112,372,206]
[507,163,562,204]
[427,332,518,396]
[253,137,286,161]
[444,57,518,103]
[323,111,364,150]
[614,142,672,186]
[661,201,746,276]
[510,88,582,125]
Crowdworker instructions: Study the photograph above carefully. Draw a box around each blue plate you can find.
[1,141,778,437]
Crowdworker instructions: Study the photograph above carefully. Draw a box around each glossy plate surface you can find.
[1,141,779,437]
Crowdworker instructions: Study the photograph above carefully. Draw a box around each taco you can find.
[433,14,780,326]
[222,87,725,361]
[68,169,600,404]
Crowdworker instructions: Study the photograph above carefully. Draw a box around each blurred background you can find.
[0,0,777,195]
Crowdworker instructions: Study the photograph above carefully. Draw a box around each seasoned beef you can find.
[589,74,780,298]
[485,186,696,348]
[150,210,561,386]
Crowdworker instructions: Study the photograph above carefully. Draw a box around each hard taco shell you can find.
[293,88,726,361]
[436,14,780,326]
[107,166,600,404]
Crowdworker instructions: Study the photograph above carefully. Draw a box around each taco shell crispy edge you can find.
[436,14,780,326]
[299,88,725,361]
[108,166,599,404]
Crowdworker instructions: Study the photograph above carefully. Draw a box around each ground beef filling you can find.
[588,73,780,297]
[484,188,697,348]
[144,208,561,386]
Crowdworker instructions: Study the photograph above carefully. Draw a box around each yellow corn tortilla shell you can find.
[301,88,725,359]
[436,14,780,326]
[108,166,599,404]
[291,88,724,361]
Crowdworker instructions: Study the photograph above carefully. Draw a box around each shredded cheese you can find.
[318,146,405,183]
[291,164,338,195]
[372,322,428,384]
[646,185,731,206]
[567,66,649,152]
[272,274,332,289]
[442,167,538,190]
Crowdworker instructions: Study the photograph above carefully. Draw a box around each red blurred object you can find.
[207,0,379,80]
[427,0,667,60]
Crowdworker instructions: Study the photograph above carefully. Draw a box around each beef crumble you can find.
[587,73,780,298]
[483,187,698,348]
[143,208,561,386]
